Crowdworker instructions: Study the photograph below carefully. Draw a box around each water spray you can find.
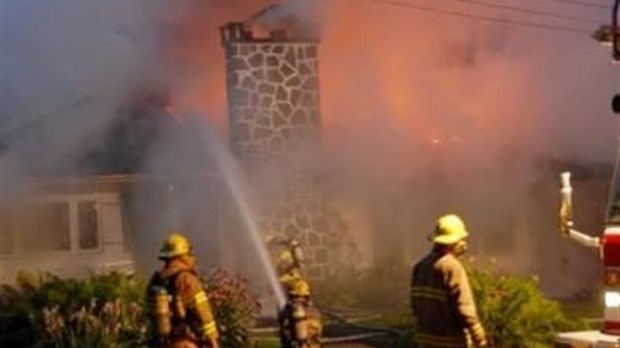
[201,124,286,309]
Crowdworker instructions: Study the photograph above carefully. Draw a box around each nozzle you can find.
[559,172,573,236]
[290,240,304,265]
[560,172,571,189]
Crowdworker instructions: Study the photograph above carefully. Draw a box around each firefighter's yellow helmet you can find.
[277,250,294,264]
[159,232,192,259]
[276,250,295,272]
[285,278,311,297]
[430,214,469,245]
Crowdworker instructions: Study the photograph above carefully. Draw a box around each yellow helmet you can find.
[159,232,192,260]
[430,214,469,245]
[276,250,295,272]
[284,278,311,297]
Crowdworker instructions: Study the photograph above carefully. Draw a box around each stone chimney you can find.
[221,7,344,282]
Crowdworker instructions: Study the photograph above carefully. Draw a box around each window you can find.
[20,202,71,252]
[1,195,105,254]
[78,201,99,250]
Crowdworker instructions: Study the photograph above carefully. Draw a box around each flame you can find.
[161,0,581,164]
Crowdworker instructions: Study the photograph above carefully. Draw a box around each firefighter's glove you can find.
[470,323,487,348]
[198,320,219,348]
[208,338,220,348]
[200,334,219,348]
[559,201,573,236]
[474,336,490,348]
[559,219,573,236]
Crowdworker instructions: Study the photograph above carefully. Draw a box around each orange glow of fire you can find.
[165,0,537,156]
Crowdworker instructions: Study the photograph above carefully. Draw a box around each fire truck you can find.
[554,2,620,347]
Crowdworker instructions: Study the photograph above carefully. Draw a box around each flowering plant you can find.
[203,268,261,348]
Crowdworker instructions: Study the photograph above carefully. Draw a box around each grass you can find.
[252,337,281,348]
[561,300,603,319]
[249,309,414,348]
[561,298,603,331]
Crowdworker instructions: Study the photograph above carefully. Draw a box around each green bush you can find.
[0,271,147,348]
[468,262,589,348]
[40,299,146,348]
[315,259,589,347]
[202,268,260,348]
[0,268,260,348]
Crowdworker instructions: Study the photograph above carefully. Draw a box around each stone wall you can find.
[223,32,321,161]
[221,23,344,281]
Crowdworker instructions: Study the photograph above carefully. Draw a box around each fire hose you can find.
[249,308,406,344]
[320,308,407,344]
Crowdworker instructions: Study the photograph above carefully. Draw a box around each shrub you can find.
[203,268,261,348]
[468,261,589,348]
[0,268,260,348]
[40,299,146,348]
[315,259,590,347]
[0,271,147,347]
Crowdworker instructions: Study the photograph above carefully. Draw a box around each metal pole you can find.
[613,0,619,60]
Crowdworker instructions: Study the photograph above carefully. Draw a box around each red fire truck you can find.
[554,2,620,346]
[556,170,620,346]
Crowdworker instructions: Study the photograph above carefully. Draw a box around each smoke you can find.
[312,0,615,297]
[0,0,219,276]
[1,0,617,298]
[157,0,616,297]
[1,0,161,179]
[238,0,615,296]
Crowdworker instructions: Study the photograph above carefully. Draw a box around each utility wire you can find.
[540,0,609,10]
[446,0,601,24]
[352,0,593,34]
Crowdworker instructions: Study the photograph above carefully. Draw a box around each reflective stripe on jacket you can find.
[410,251,486,348]
[157,258,219,343]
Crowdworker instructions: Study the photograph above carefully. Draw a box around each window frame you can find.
[1,193,105,257]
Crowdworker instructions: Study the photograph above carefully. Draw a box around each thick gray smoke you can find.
[0,0,224,275]
[260,0,618,298]
[0,0,281,282]
[1,0,161,180]
[1,0,618,300]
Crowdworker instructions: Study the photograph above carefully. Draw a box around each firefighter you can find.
[277,249,302,281]
[146,232,220,348]
[278,277,323,348]
[267,235,304,281]
[410,214,488,348]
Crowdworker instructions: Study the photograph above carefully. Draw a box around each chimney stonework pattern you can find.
[225,41,321,161]
[222,23,345,282]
